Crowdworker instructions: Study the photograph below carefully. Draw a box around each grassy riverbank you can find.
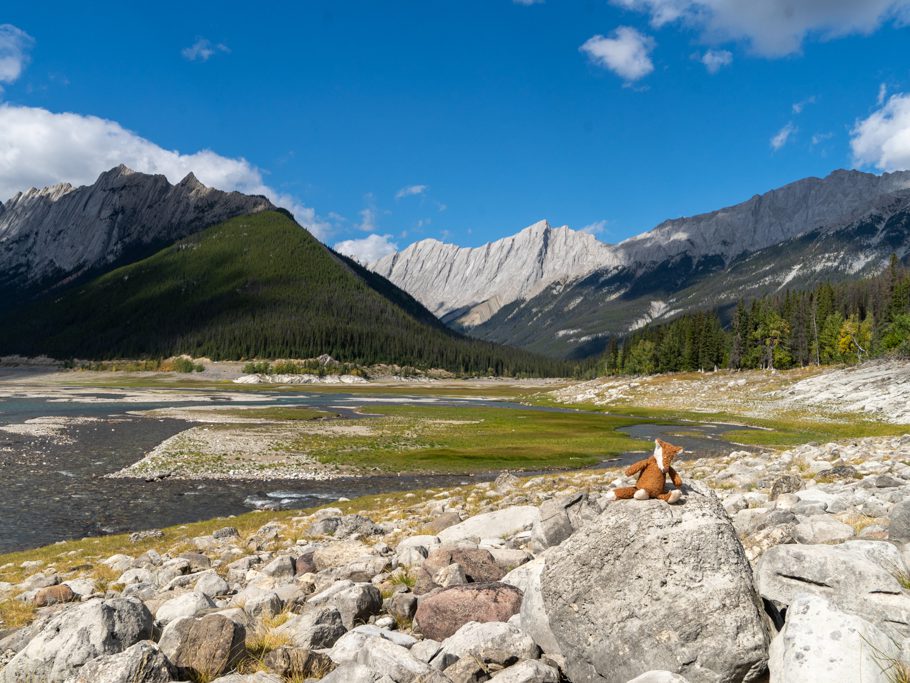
[115,403,658,478]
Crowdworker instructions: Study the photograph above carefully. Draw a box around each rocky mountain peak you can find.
[0,166,274,296]
[372,219,619,326]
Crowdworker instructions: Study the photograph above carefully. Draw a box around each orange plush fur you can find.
[607,438,684,504]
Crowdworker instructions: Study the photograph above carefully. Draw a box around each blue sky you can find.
[2,1,910,262]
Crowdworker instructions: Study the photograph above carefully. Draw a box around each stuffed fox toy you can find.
[606,438,684,504]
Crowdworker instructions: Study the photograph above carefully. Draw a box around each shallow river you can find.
[0,388,751,552]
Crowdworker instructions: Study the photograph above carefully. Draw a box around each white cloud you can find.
[851,92,910,171]
[0,104,330,238]
[513,0,544,4]
[811,131,833,145]
[358,207,378,232]
[579,220,609,236]
[611,0,910,57]
[182,38,230,62]
[395,184,428,200]
[878,82,889,105]
[699,48,732,73]
[770,121,796,150]
[0,24,34,91]
[580,27,655,82]
[333,233,398,265]
[792,96,816,114]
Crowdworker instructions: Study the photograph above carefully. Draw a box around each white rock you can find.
[625,672,691,683]
[437,507,540,544]
[769,595,897,683]
[355,635,430,682]
[436,621,539,669]
[0,597,154,683]
[154,591,215,625]
[793,516,854,544]
[194,570,230,598]
[757,543,910,640]
[489,659,560,683]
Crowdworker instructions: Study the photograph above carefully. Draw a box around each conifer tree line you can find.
[596,255,910,375]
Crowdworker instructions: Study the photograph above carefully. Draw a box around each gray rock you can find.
[334,514,383,539]
[541,481,769,683]
[213,526,239,540]
[436,621,538,669]
[502,558,560,656]
[490,660,560,683]
[756,543,910,640]
[387,591,418,623]
[397,546,428,568]
[768,595,898,683]
[157,613,246,681]
[792,515,854,544]
[433,563,467,588]
[307,580,382,630]
[261,646,335,679]
[210,674,283,683]
[815,465,858,481]
[437,507,540,544]
[261,555,296,580]
[194,570,230,598]
[320,663,379,683]
[356,635,431,682]
[625,673,691,683]
[890,498,910,543]
[769,474,803,500]
[329,626,417,665]
[0,597,154,683]
[244,591,283,619]
[276,607,347,649]
[65,640,175,683]
[410,638,442,663]
[155,591,215,625]
[533,493,600,548]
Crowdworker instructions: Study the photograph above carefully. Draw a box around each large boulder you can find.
[275,607,347,649]
[66,640,175,683]
[768,595,898,682]
[437,507,540,544]
[0,597,155,683]
[501,557,560,656]
[533,493,600,548]
[354,635,431,682]
[435,621,538,669]
[792,516,854,544]
[755,543,910,640]
[158,613,246,681]
[541,482,769,683]
[414,583,523,641]
[154,591,215,625]
[307,580,383,629]
[490,660,561,682]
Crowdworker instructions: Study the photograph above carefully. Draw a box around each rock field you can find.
[3,429,910,682]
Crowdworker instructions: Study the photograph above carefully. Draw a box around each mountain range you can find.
[4,164,910,367]
[0,168,565,375]
[372,169,910,357]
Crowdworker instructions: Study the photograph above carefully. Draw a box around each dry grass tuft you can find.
[0,598,37,628]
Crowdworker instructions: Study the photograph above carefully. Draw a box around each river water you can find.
[0,388,751,552]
